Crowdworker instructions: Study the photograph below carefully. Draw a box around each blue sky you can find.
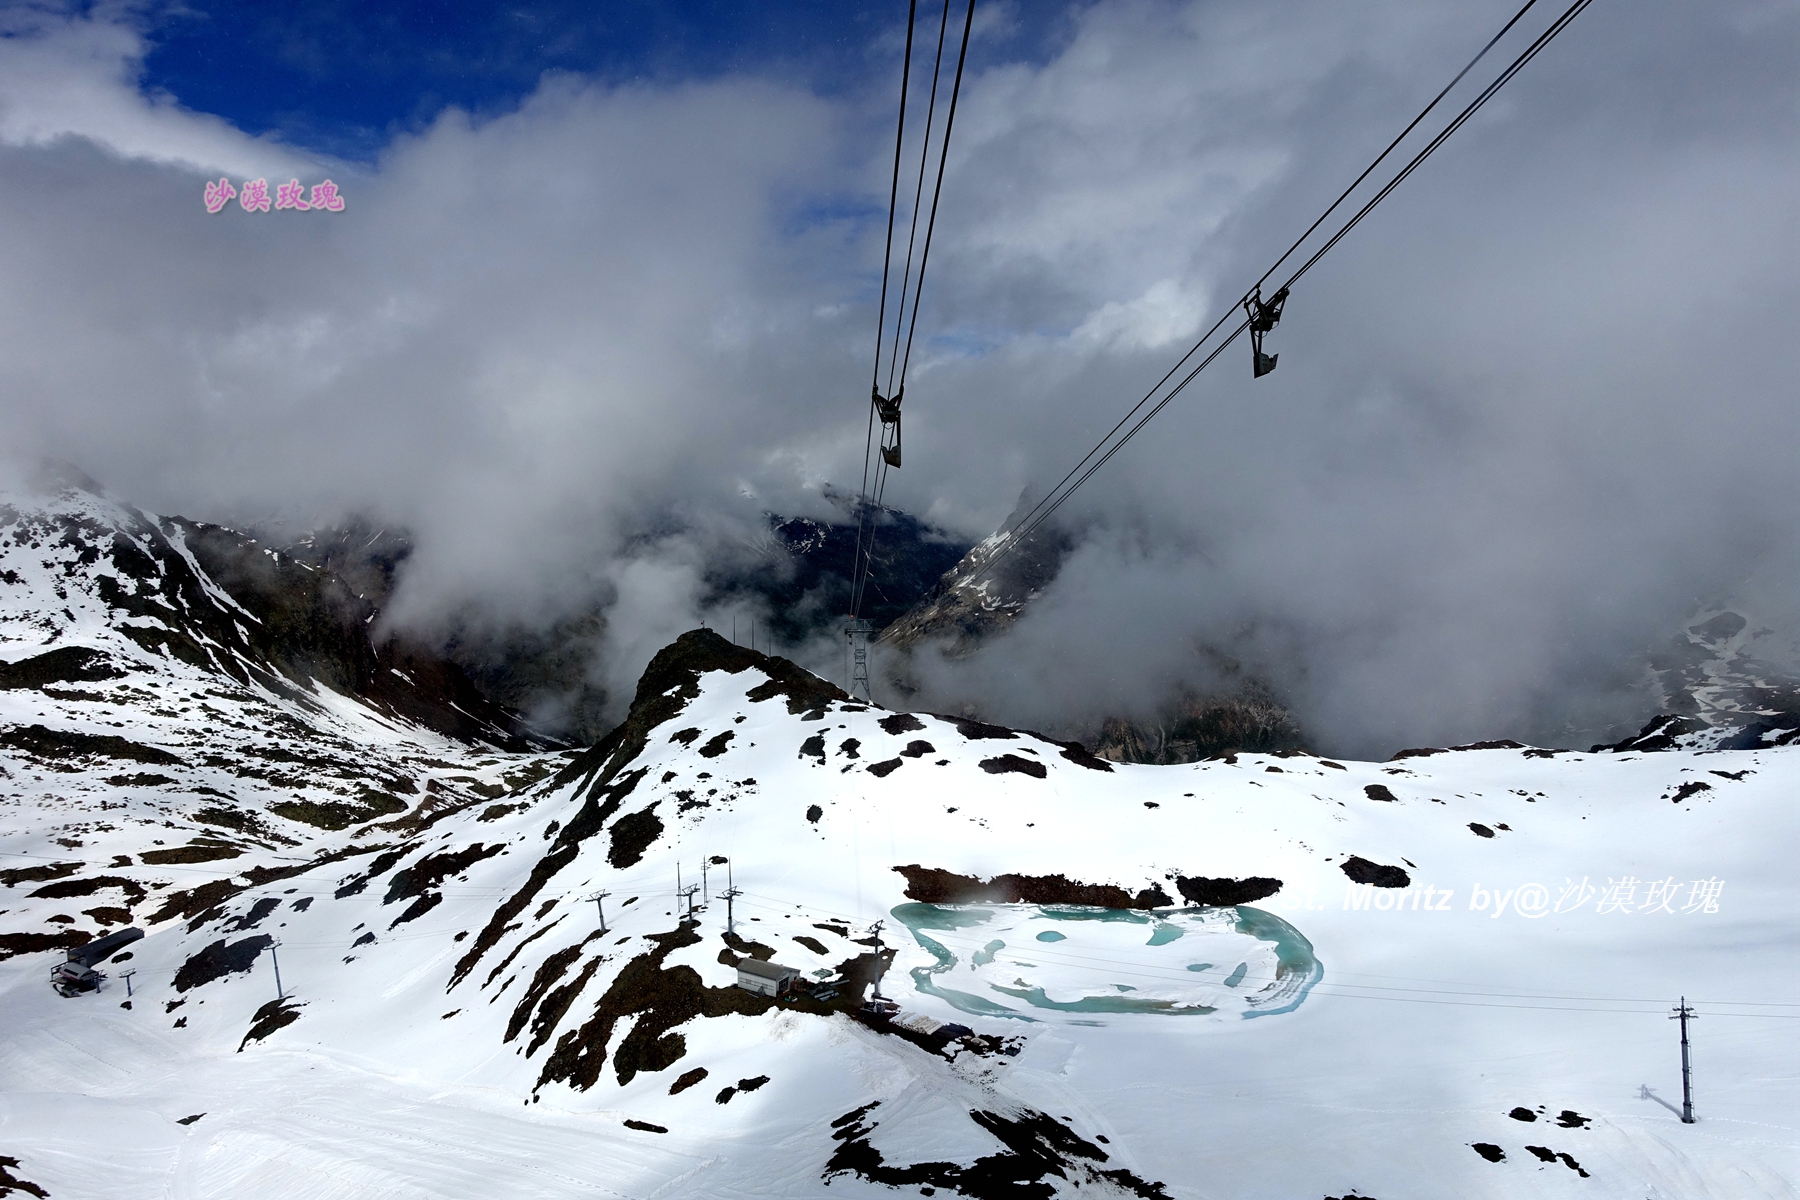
[133,0,1061,160]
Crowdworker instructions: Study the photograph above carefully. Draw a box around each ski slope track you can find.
[1,478,1795,1199]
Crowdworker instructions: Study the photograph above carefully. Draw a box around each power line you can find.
[965,0,1595,588]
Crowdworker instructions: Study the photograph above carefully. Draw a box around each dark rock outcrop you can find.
[1339,857,1411,888]
[894,865,1173,911]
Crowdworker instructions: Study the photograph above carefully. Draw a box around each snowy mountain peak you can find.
[2,502,1796,1197]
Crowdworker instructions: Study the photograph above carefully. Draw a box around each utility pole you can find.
[270,940,285,1001]
[701,858,710,904]
[122,969,135,999]
[589,891,611,935]
[1672,997,1698,1123]
[720,860,742,934]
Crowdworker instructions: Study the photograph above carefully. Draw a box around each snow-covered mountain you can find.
[1642,606,1800,746]
[1,473,1796,1199]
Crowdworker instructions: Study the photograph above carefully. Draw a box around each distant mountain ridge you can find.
[279,489,972,745]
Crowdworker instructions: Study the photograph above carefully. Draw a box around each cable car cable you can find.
[1252,0,1544,295]
[853,0,978,622]
[869,0,919,400]
[852,0,922,622]
[886,0,956,403]
[896,0,977,391]
[966,0,1595,586]
[973,0,1572,583]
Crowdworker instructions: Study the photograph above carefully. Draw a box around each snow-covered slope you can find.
[1,489,1796,1198]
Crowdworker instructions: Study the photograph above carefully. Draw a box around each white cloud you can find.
[1,0,1796,751]
[0,2,319,177]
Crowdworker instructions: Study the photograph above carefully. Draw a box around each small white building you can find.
[736,958,801,997]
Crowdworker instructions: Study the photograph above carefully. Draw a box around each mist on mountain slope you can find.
[0,1,1796,757]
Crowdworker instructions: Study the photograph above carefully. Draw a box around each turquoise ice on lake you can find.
[889,902,1323,1023]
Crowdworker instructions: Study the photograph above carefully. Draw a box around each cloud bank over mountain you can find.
[2,0,1796,756]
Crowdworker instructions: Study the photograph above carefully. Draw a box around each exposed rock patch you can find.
[0,929,92,960]
[1,861,84,888]
[825,1102,1171,1199]
[535,923,774,1092]
[1173,876,1283,907]
[1596,714,1708,753]
[1340,857,1411,888]
[28,875,147,906]
[1670,781,1712,804]
[608,804,665,869]
[239,998,302,1051]
[174,935,273,991]
[979,754,1047,779]
[894,865,1170,910]
[0,1154,49,1199]
[0,646,125,689]
[0,724,180,766]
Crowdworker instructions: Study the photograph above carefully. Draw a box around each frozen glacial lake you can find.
[890,902,1323,1023]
